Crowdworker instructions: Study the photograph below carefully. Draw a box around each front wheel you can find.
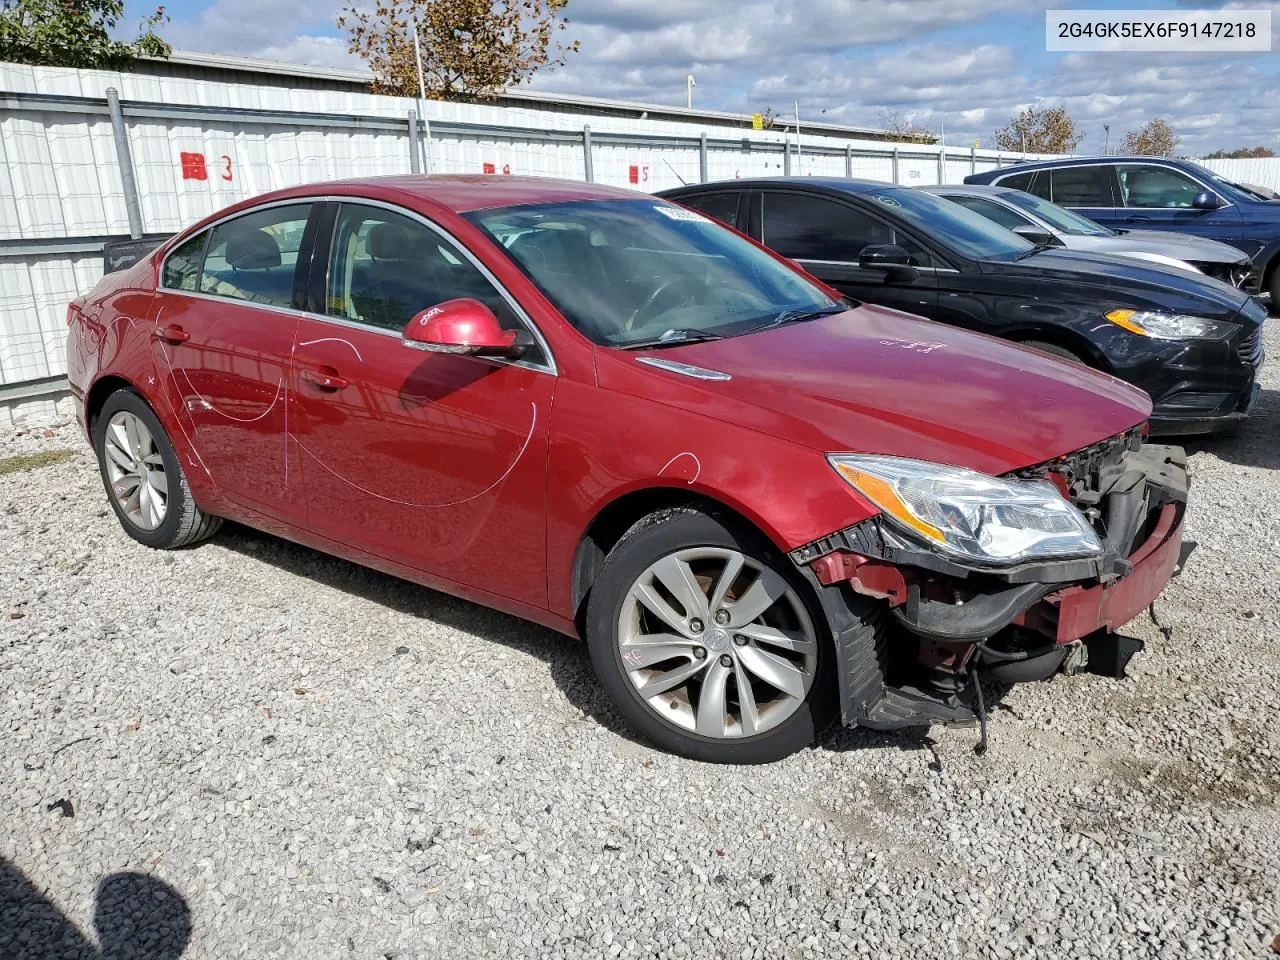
[1020,340,1086,365]
[585,507,834,763]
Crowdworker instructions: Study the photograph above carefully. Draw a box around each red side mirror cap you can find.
[402,298,523,358]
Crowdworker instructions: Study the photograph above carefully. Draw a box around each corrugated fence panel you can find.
[0,61,1052,387]
[1199,157,1280,192]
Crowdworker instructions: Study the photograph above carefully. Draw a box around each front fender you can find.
[545,378,877,620]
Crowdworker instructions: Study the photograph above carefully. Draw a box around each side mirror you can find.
[1192,191,1224,211]
[858,243,919,283]
[402,298,527,359]
[1011,224,1061,246]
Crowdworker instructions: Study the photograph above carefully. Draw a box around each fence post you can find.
[582,124,594,182]
[106,88,143,240]
[891,147,899,184]
[699,132,708,183]
[845,144,852,178]
[970,145,976,176]
[784,134,792,176]
[408,110,421,174]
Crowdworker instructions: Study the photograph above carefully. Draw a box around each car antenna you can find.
[663,159,688,186]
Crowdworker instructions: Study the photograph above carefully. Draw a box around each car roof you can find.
[665,177,902,197]
[920,184,1018,197]
[222,174,646,215]
[971,155,1194,179]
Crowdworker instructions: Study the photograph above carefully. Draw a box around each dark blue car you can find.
[965,156,1280,303]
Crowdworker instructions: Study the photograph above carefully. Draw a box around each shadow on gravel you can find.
[1180,387,1280,471]
[214,524,948,762]
[213,523,661,752]
[0,858,192,959]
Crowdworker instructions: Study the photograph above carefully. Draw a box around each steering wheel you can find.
[627,276,697,330]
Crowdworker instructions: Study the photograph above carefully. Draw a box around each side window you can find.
[995,171,1034,193]
[761,193,932,266]
[945,195,1034,231]
[1117,165,1204,209]
[162,232,207,292]
[199,204,312,308]
[1049,167,1113,207]
[326,204,546,365]
[677,193,740,228]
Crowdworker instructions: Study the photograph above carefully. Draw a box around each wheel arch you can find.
[999,325,1112,372]
[85,373,143,432]
[569,485,789,639]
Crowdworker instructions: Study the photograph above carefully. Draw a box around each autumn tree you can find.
[1122,118,1180,157]
[992,105,1084,154]
[0,0,169,68]
[1203,145,1274,159]
[877,108,937,145]
[339,0,580,100]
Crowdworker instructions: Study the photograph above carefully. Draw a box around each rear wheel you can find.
[93,389,222,549]
[1268,267,1280,315]
[585,506,834,763]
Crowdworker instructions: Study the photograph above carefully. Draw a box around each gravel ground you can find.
[3,330,1280,960]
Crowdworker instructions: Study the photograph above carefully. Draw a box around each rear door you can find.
[756,189,938,316]
[152,201,319,526]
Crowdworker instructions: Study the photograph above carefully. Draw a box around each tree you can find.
[992,105,1084,154]
[1122,118,1180,157]
[339,0,580,100]
[1204,145,1275,159]
[877,108,937,145]
[0,0,169,68]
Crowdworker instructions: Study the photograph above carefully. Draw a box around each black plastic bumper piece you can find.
[890,581,1058,642]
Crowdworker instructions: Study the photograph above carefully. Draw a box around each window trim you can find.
[992,161,1232,211]
[158,195,557,377]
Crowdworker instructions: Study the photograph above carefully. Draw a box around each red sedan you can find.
[66,176,1188,763]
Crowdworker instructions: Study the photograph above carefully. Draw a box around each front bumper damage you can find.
[794,432,1189,732]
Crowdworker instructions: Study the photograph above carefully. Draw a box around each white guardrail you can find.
[0,62,1054,393]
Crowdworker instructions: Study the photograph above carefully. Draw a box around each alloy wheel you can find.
[616,547,818,739]
[103,410,169,531]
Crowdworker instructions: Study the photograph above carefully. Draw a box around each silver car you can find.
[924,183,1258,291]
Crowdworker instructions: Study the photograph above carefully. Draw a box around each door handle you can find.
[1124,216,1151,223]
[152,323,190,345]
[299,366,349,391]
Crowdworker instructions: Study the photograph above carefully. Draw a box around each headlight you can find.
[1104,309,1234,340]
[828,455,1103,566]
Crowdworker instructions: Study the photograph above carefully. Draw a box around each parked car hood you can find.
[600,304,1151,477]
[993,247,1251,314]
[1083,229,1251,265]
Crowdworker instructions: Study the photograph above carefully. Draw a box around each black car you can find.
[660,178,1265,436]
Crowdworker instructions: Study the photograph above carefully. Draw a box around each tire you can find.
[93,388,222,549]
[1268,267,1280,315]
[584,506,835,764]
[1020,340,1087,365]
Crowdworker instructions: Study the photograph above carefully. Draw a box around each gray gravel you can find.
[3,325,1280,959]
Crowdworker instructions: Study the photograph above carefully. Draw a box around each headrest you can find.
[368,222,422,261]
[225,229,281,270]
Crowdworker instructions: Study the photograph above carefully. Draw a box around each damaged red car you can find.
[66,176,1188,763]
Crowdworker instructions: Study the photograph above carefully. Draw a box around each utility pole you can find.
[687,74,695,109]
[412,23,431,172]
[1103,124,1111,155]
[794,101,801,167]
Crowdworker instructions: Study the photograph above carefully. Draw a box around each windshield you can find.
[879,188,1034,260]
[465,199,841,348]
[1001,190,1113,237]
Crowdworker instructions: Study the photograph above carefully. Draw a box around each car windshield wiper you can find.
[1014,242,1054,260]
[741,304,846,336]
[617,328,726,350]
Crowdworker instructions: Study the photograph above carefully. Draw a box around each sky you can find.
[121,0,1280,155]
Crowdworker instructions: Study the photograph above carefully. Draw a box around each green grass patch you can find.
[0,448,75,476]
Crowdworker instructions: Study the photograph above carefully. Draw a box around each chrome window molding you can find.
[158,193,558,376]
[796,257,960,275]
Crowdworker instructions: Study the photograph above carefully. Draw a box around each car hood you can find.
[1079,229,1250,264]
[995,247,1251,313]
[600,304,1151,477]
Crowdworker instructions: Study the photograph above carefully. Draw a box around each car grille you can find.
[1238,326,1264,368]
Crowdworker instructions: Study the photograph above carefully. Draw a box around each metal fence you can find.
[0,63,1050,394]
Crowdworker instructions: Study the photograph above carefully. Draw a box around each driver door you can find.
[755,189,937,317]
[289,201,556,608]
